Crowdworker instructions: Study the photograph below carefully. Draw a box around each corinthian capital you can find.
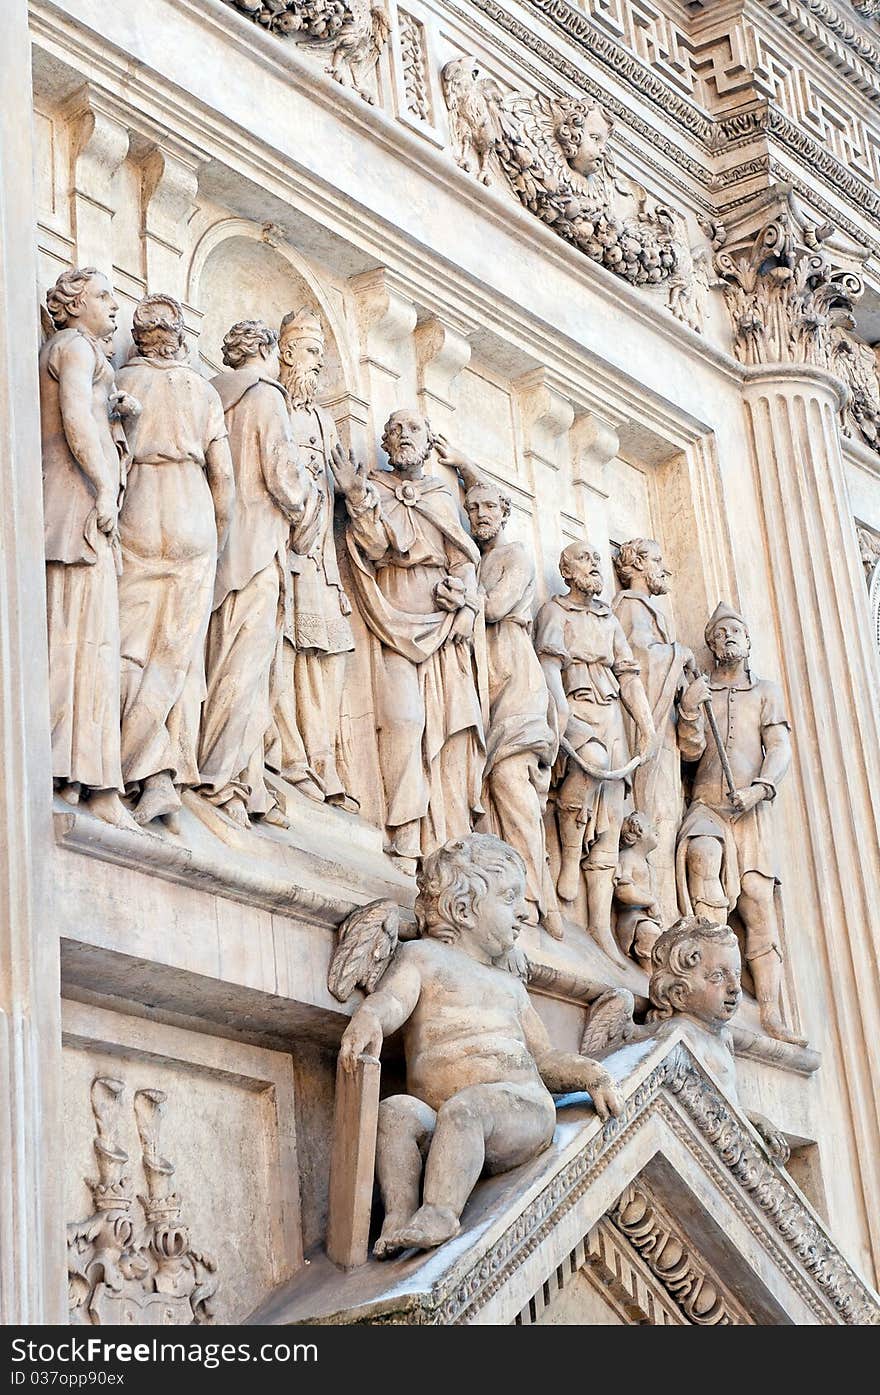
[711,186,866,370]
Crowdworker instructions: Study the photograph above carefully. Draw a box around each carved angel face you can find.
[676,940,742,1029]
[558,105,612,178]
[459,863,530,963]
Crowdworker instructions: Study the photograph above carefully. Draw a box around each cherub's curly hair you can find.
[45,267,103,329]
[647,916,738,1022]
[221,319,278,368]
[415,833,525,943]
[381,409,436,463]
[552,96,613,166]
[614,537,659,588]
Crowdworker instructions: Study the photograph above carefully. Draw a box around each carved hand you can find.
[434,573,467,612]
[95,489,119,538]
[731,784,765,818]
[448,605,475,646]
[581,1061,623,1120]
[433,433,478,481]
[339,1007,383,1072]
[329,442,368,502]
[680,673,710,715]
[108,390,142,421]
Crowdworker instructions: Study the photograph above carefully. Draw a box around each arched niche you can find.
[187,222,356,400]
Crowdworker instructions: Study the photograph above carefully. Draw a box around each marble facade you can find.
[4,0,880,1325]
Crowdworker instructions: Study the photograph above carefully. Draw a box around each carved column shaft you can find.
[742,365,880,1273]
[0,0,65,1323]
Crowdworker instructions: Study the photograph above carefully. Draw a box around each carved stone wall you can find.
[5,0,880,1324]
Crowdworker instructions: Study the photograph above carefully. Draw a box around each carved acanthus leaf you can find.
[711,194,866,368]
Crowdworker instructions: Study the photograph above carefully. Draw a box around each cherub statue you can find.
[334,833,623,1256]
[613,811,663,969]
[582,916,789,1163]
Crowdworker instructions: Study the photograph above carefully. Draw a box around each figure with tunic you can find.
[330,410,486,864]
[435,440,563,938]
[39,267,138,830]
[535,542,655,966]
[272,308,357,810]
[675,602,804,1045]
[115,295,234,831]
[197,320,309,829]
[612,537,701,920]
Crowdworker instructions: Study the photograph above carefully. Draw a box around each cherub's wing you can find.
[580,988,637,1059]
[328,899,405,1001]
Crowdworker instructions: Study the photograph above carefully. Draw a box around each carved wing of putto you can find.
[580,987,638,1060]
[328,899,417,1001]
[441,57,504,185]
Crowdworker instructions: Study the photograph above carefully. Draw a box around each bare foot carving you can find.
[134,772,181,828]
[378,1204,460,1255]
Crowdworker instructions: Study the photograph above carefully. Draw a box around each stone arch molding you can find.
[187,218,359,391]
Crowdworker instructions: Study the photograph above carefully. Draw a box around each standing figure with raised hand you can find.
[535,542,655,965]
[331,409,486,864]
[675,602,803,1044]
[39,266,137,830]
[198,320,309,829]
[272,307,357,809]
[115,295,234,831]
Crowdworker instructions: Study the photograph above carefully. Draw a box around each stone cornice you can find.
[453,0,880,244]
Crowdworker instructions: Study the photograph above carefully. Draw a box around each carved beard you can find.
[470,518,503,543]
[572,570,603,596]
[388,442,430,469]
[646,573,669,596]
[280,359,320,408]
[712,639,749,663]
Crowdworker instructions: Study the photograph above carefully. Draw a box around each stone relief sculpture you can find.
[334,833,623,1255]
[68,1077,217,1325]
[198,320,309,828]
[331,410,486,865]
[583,917,789,1162]
[437,441,563,938]
[116,295,234,832]
[227,0,390,102]
[535,542,655,965]
[272,308,357,809]
[612,811,663,970]
[440,59,700,328]
[675,604,804,1045]
[39,267,139,831]
[613,537,699,920]
[830,317,880,452]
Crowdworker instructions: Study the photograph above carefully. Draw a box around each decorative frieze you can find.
[224,0,390,102]
[441,61,701,324]
[398,10,432,123]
